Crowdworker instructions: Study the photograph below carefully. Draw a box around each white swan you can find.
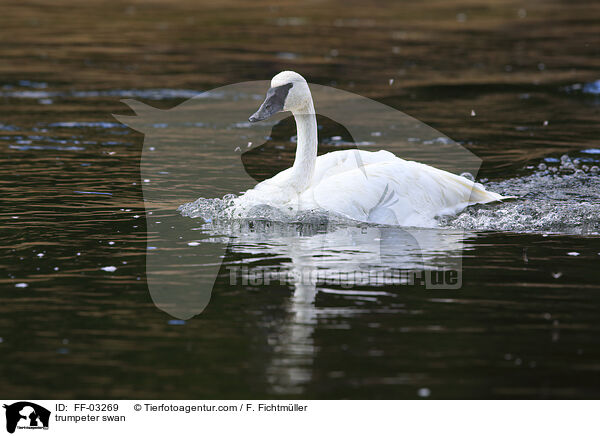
[231,71,510,227]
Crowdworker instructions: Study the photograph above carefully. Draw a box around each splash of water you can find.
[442,154,600,234]
[178,193,348,228]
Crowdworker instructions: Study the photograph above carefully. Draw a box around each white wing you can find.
[302,150,508,226]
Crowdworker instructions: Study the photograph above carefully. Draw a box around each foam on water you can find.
[442,154,600,234]
[178,194,347,228]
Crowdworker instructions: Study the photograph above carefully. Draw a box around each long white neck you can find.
[290,100,317,193]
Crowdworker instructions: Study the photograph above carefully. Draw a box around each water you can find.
[2,0,600,399]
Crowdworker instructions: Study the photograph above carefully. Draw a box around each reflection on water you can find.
[214,221,471,395]
[222,221,467,272]
[1,0,600,399]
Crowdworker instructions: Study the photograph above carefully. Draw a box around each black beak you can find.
[248,83,293,122]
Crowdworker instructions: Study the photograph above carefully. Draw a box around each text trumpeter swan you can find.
[231,71,509,227]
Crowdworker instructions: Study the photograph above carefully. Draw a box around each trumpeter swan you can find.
[230,71,509,227]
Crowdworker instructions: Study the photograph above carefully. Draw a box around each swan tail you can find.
[430,168,514,205]
[467,182,515,204]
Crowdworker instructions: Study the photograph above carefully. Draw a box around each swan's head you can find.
[248,71,312,122]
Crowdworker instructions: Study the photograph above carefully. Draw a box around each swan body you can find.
[232,71,509,227]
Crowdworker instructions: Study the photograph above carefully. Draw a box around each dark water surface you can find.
[1,0,600,399]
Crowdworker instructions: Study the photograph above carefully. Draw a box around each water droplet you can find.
[417,387,431,398]
[101,266,117,272]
